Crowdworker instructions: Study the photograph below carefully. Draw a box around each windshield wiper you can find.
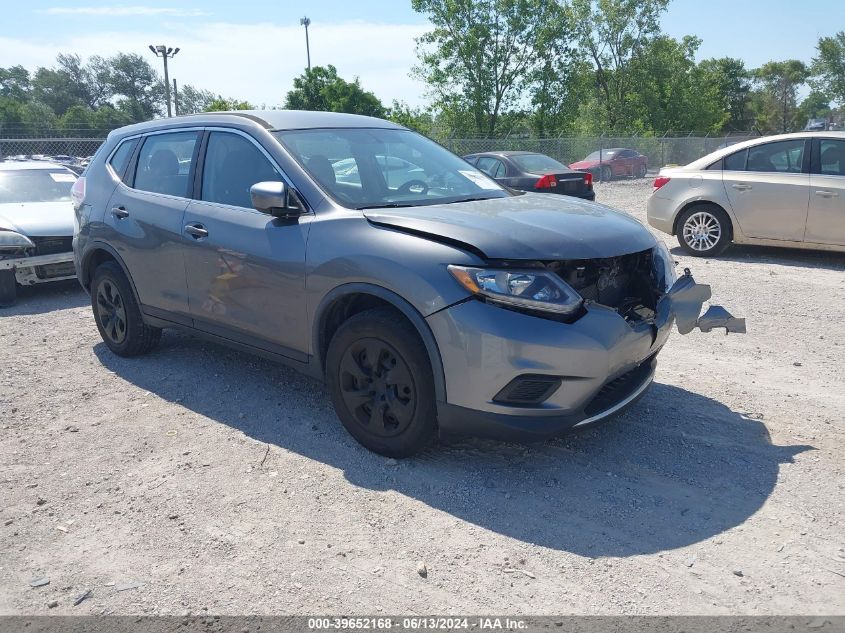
[445,196,498,204]
[356,203,415,210]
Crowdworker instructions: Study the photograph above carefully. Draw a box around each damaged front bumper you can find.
[430,268,744,441]
[657,268,746,335]
[0,251,77,285]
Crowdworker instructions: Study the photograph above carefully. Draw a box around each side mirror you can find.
[250,181,305,219]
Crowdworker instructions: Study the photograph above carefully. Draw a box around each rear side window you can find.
[476,157,503,178]
[747,139,804,173]
[818,139,845,176]
[201,132,282,209]
[108,139,138,182]
[134,131,199,197]
[723,149,747,171]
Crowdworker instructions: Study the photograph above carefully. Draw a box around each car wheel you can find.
[326,307,437,457]
[600,166,612,182]
[91,261,161,356]
[636,163,647,178]
[677,204,732,257]
[0,270,17,307]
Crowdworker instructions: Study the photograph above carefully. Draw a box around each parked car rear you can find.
[464,151,594,200]
[569,148,648,181]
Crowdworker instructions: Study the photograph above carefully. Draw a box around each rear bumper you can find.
[646,193,676,235]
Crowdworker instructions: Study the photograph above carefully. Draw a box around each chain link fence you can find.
[2,132,761,172]
[0,137,105,161]
[441,133,761,172]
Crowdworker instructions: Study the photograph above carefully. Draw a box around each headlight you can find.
[448,265,583,316]
[0,230,35,250]
[652,240,676,291]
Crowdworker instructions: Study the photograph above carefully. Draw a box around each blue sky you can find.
[0,0,837,107]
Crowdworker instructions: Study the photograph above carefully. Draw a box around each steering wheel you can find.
[396,179,429,196]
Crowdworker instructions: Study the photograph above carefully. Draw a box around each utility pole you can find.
[148,45,180,117]
[300,17,311,70]
[173,79,179,116]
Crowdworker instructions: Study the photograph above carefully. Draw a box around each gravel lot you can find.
[1,179,844,615]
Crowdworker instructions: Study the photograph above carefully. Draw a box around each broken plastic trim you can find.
[655,268,746,335]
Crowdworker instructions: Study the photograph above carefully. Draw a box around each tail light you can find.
[71,176,86,210]
[583,172,593,187]
[652,176,671,191]
[535,174,557,189]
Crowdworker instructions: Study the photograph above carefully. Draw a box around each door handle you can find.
[184,224,208,239]
[111,206,129,219]
[732,183,752,191]
[815,190,839,198]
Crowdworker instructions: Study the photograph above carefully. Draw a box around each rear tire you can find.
[676,204,732,257]
[0,270,17,307]
[91,261,161,356]
[636,163,647,178]
[326,307,437,457]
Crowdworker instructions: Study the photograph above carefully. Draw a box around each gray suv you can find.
[73,111,743,457]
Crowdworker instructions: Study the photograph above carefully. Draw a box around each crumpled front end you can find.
[0,236,77,286]
[430,249,744,441]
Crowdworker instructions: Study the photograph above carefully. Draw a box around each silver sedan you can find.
[647,132,845,256]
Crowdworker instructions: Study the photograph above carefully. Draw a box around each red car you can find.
[569,148,648,181]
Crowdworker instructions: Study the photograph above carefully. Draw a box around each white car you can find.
[0,161,78,306]
[647,132,845,256]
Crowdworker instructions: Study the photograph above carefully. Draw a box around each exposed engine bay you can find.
[544,249,663,324]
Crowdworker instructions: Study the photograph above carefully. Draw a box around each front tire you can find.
[0,270,17,307]
[600,166,612,182]
[326,307,437,457]
[676,204,732,257]
[91,261,161,356]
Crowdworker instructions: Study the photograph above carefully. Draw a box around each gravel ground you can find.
[1,179,844,615]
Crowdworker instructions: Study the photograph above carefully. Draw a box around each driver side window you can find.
[201,132,282,209]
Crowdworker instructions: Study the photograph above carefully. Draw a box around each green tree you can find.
[412,0,566,137]
[105,53,164,120]
[625,36,727,133]
[753,60,810,133]
[698,57,753,131]
[0,65,32,101]
[177,85,217,115]
[205,97,254,112]
[798,91,831,126]
[284,65,385,117]
[386,100,435,134]
[570,0,670,131]
[58,105,98,133]
[811,31,845,105]
[31,66,83,116]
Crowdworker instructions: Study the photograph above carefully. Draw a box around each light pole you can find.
[300,17,311,70]
[148,44,180,117]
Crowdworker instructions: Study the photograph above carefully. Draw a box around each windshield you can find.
[584,150,617,161]
[0,169,76,204]
[510,153,566,172]
[274,128,509,209]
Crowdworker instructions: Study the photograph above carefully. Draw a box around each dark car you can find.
[463,151,594,200]
[569,148,648,181]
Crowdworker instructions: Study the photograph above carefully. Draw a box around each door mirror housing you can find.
[250,181,305,219]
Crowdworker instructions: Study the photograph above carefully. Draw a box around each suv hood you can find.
[0,201,75,237]
[364,193,656,260]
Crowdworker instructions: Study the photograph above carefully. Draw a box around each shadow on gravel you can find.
[669,244,845,271]
[1,280,87,316]
[95,334,812,558]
